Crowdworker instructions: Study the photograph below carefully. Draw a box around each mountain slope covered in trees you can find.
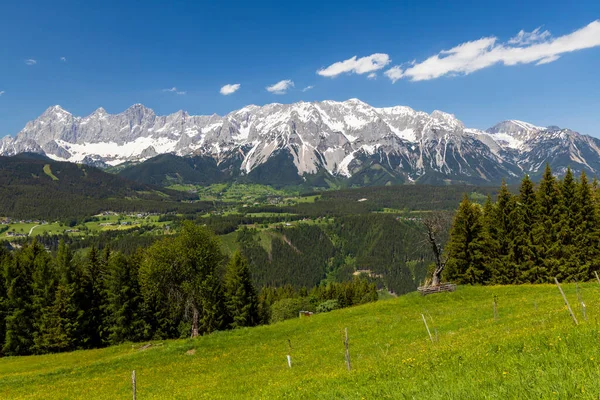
[0,154,210,220]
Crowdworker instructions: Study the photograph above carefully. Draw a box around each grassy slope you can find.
[1,284,599,399]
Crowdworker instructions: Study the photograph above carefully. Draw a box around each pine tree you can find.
[31,246,57,354]
[490,180,517,283]
[0,249,12,355]
[519,175,537,231]
[574,171,600,280]
[79,247,107,348]
[104,251,147,344]
[445,196,490,284]
[556,168,579,280]
[199,272,227,335]
[45,240,79,352]
[3,242,40,355]
[514,174,538,282]
[224,252,259,329]
[531,164,561,282]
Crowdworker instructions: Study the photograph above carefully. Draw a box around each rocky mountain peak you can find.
[1,99,598,184]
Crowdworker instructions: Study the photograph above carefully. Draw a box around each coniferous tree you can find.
[556,168,579,280]
[511,174,538,282]
[3,242,40,355]
[79,247,107,348]
[490,180,518,283]
[574,171,600,280]
[104,251,147,344]
[224,251,259,329]
[31,246,57,354]
[46,240,79,352]
[0,250,12,355]
[519,174,537,228]
[531,164,561,281]
[445,196,489,284]
[505,198,532,284]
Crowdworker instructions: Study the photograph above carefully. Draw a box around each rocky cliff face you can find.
[2,99,598,184]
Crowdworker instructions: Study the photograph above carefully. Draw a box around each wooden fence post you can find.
[344,328,351,371]
[595,271,600,286]
[422,314,434,343]
[576,282,587,321]
[132,370,136,400]
[554,277,578,325]
[493,295,498,321]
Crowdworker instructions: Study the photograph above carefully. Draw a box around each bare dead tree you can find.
[422,212,451,287]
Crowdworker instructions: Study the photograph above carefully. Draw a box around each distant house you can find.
[6,232,27,238]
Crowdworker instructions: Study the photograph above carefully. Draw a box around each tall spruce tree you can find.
[513,174,538,282]
[490,180,517,284]
[79,247,107,348]
[3,242,41,355]
[574,171,600,280]
[224,252,259,329]
[444,196,489,284]
[0,249,11,355]
[47,240,79,352]
[531,164,561,282]
[556,168,579,280]
[31,246,57,354]
[505,198,533,284]
[104,251,147,344]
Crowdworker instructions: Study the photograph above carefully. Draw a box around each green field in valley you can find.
[0,214,170,240]
[0,283,598,399]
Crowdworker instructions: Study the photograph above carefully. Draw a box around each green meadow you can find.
[1,284,598,399]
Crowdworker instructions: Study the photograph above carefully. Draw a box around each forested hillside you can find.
[236,215,431,294]
[0,223,377,357]
[0,154,211,220]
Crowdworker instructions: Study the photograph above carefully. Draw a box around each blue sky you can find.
[1,0,599,136]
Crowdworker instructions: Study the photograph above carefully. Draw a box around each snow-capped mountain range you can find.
[1,99,598,184]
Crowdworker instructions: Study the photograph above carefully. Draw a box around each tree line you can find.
[445,165,600,284]
[0,222,377,357]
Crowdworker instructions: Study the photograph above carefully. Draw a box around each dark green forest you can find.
[445,165,600,284]
[0,223,377,357]
[0,155,211,221]
[235,216,432,294]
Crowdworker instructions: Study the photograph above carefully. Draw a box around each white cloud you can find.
[266,79,294,94]
[302,85,314,92]
[0,91,4,96]
[220,83,241,95]
[317,53,390,77]
[385,20,600,82]
[60,57,67,62]
[367,72,377,79]
[162,87,186,95]
[508,27,551,45]
[25,59,37,65]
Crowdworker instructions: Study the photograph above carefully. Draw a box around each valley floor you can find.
[0,284,598,399]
